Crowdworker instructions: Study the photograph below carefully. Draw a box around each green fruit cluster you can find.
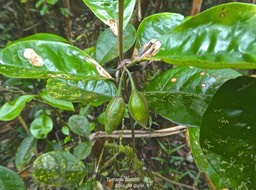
[104,68,150,133]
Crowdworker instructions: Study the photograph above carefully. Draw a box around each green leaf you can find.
[83,0,136,29]
[45,140,63,151]
[136,13,184,53]
[200,76,256,189]
[188,128,226,189]
[35,0,44,8]
[64,136,71,144]
[0,36,112,80]
[40,91,74,111]
[0,166,26,190]
[0,95,35,121]
[74,141,92,160]
[61,125,70,135]
[46,0,58,5]
[40,5,48,16]
[79,105,92,117]
[68,115,90,137]
[97,112,105,125]
[143,66,241,126]
[7,33,69,46]
[89,122,96,131]
[32,151,86,187]
[15,135,37,171]
[96,24,136,64]
[60,7,71,17]
[84,46,96,59]
[46,79,117,103]
[153,3,256,69]
[30,114,53,139]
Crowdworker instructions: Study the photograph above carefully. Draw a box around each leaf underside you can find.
[200,76,256,189]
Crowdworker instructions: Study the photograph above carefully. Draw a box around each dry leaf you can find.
[106,19,118,36]
[84,57,113,79]
[23,48,44,66]
[139,39,161,58]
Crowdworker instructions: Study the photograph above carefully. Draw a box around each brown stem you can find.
[191,0,203,16]
[118,0,124,62]
[65,0,72,41]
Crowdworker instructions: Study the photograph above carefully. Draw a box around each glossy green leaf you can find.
[32,151,86,187]
[46,79,117,103]
[0,166,26,190]
[30,114,53,139]
[40,91,74,111]
[200,76,256,189]
[83,0,136,29]
[15,135,37,171]
[143,66,241,126]
[0,36,112,80]
[68,115,90,137]
[74,141,92,160]
[136,13,184,53]
[0,95,35,121]
[153,3,256,69]
[7,33,69,46]
[96,24,136,64]
[188,128,226,189]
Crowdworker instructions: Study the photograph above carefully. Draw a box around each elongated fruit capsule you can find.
[104,96,125,134]
[128,90,149,127]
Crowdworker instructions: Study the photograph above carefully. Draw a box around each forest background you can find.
[0,0,254,189]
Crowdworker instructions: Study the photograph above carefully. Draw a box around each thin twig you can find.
[89,126,187,142]
[18,115,30,134]
[23,20,42,31]
[152,171,199,190]
[92,141,106,178]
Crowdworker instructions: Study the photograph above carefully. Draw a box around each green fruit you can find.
[128,90,149,127]
[104,96,125,134]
